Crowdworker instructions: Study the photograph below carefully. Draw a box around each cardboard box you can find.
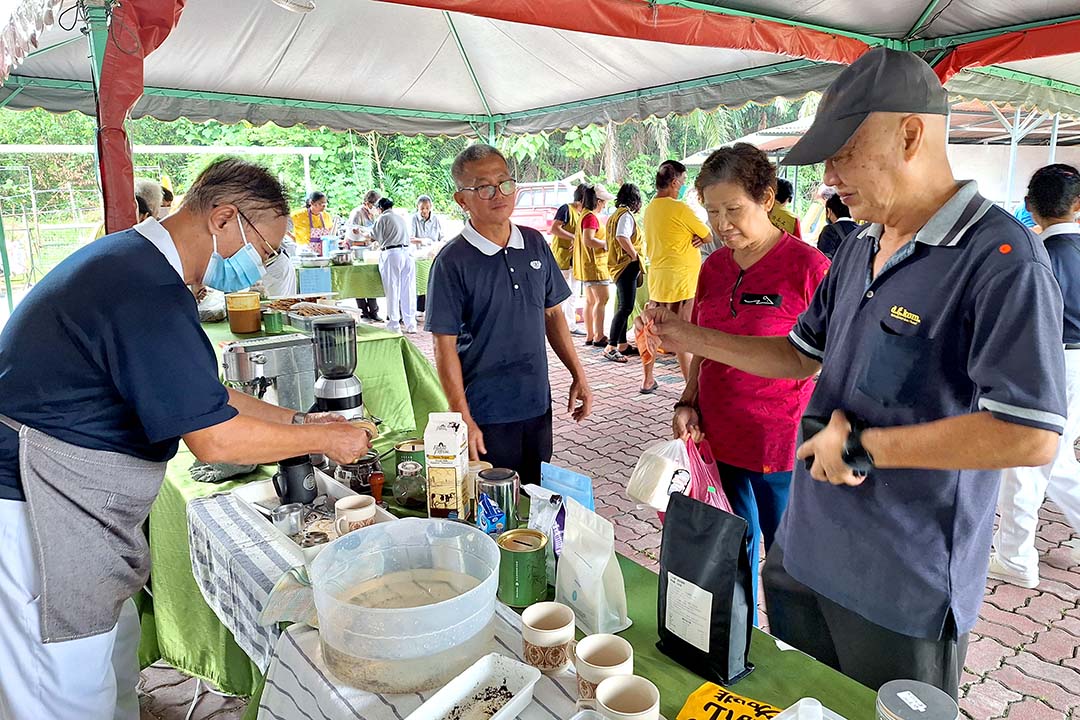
[424,412,470,519]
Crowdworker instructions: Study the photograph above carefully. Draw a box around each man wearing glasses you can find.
[0,157,371,718]
[426,144,593,484]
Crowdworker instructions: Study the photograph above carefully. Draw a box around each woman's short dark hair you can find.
[1027,164,1080,220]
[573,184,587,204]
[364,190,381,205]
[775,178,794,204]
[161,186,174,203]
[377,197,394,212]
[305,191,327,208]
[182,156,289,219]
[656,160,687,191]
[579,184,599,212]
[615,183,643,213]
[135,194,150,218]
[694,143,776,205]
[825,192,851,220]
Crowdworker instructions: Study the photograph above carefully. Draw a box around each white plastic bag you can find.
[556,497,631,635]
[523,485,564,585]
[197,288,227,323]
[627,439,692,513]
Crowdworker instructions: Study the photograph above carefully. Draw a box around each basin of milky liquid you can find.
[322,568,492,693]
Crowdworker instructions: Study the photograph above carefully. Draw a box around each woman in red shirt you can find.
[672,144,829,617]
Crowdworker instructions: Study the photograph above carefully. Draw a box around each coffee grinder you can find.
[311,315,364,420]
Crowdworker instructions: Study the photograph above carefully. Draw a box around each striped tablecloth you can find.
[258,605,580,720]
[187,493,304,671]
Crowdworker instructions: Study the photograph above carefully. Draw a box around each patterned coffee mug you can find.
[575,634,634,708]
[334,495,376,537]
[521,601,575,674]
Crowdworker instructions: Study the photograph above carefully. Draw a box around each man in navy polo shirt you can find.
[426,144,592,484]
[643,49,1065,699]
[992,164,1080,588]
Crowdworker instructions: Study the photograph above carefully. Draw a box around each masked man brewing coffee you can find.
[0,157,371,719]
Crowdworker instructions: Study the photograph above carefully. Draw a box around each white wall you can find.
[946,144,1080,209]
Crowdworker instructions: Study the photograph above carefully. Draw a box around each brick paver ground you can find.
[141,323,1080,720]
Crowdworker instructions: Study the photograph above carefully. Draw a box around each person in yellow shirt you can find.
[573,184,614,346]
[289,191,333,254]
[641,160,711,392]
[767,178,802,238]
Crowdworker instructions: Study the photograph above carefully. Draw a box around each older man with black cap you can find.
[642,47,1066,699]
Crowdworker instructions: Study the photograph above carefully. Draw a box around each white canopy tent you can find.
[2,0,1080,138]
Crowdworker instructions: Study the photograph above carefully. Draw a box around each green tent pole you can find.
[0,215,14,315]
[487,119,497,146]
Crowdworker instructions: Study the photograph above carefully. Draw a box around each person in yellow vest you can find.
[573,184,614,346]
[767,177,802,238]
[602,183,645,363]
[641,160,712,392]
[549,185,586,336]
[289,191,334,254]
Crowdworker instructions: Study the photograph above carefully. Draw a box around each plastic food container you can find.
[408,653,541,720]
[310,518,500,693]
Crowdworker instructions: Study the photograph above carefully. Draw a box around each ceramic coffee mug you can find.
[575,634,634,708]
[334,495,376,536]
[595,675,660,720]
[521,601,575,674]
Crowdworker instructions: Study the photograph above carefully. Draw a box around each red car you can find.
[510,181,575,234]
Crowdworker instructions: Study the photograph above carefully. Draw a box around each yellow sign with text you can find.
[677,681,782,720]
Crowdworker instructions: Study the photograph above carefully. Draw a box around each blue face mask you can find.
[203,216,267,293]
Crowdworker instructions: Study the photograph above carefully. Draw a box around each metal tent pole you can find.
[0,211,14,315]
[1049,113,1060,165]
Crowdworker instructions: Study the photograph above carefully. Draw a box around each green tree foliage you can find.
[0,93,824,219]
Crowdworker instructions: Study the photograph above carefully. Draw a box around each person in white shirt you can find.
[373,197,417,333]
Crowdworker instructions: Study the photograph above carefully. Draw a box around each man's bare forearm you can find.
[863,412,1058,470]
[432,334,474,421]
[545,308,587,382]
[227,388,296,424]
[684,325,819,379]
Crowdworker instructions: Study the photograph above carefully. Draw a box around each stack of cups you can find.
[520,601,659,720]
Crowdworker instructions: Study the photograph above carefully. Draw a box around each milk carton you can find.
[424,412,470,520]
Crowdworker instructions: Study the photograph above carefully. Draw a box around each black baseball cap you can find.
[783,47,949,166]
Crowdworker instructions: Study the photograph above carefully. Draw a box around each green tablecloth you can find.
[304,258,433,298]
[137,321,448,695]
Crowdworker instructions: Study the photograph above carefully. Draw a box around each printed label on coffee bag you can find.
[665,571,712,653]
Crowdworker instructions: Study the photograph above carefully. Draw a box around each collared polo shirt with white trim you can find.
[1040,222,1080,344]
[781,180,1066,639]
[425,222,570,425]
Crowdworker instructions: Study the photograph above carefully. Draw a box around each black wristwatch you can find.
[673,400,697,411]
[841,421,875,476]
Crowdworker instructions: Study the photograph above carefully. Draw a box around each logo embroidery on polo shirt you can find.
[530,260,542,270]
[889,305,921,326]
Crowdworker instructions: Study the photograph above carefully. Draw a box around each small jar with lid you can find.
[393,460,427,510]
[335,451,383,498]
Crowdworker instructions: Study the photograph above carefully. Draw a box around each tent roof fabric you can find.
[2,0,1080,135]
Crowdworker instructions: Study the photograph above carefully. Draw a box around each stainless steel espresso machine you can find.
[222,334,317,412]
[311,315,364,420]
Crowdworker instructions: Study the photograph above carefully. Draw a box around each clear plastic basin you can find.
[310,518,500,693]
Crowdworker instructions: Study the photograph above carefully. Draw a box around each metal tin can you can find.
[476,467,519,532]
[394,439,425,471]
[497,528,548,607]
[261,309,286,335]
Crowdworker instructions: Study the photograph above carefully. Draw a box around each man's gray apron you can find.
[0,415,167,643]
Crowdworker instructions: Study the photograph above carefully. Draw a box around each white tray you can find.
[231,468,395,562]
[407,653,542,720]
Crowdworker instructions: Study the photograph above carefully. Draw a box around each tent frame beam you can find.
[4,59,823,129]
[970,65,1080,101]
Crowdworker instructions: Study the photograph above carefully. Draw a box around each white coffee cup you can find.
[521,601,575,674]
[334,495,376,537]
[596,675,660,720]
[575,634,634,708]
